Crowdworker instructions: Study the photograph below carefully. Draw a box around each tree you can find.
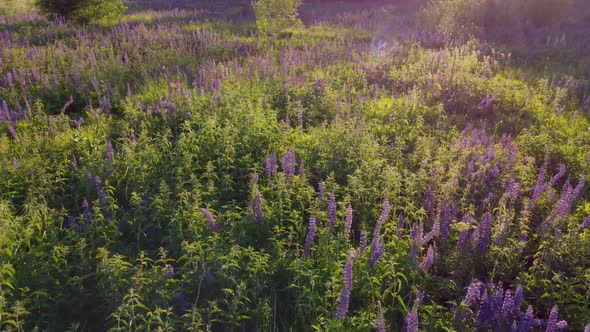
[252,0,303,37]
[35,0,126,23]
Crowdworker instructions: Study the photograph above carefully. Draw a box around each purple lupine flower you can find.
[254,188,264,223]
[265,154,273,178]
[502,290,514,323]
[67,216,77,229]
[271,153,278,177]
[579,215,590,232]
[477,94,494,110]
[513,286,524,314]
[477,213,493,254]
[359,228,367,253]
[403,306,419,332]
[457,214,472,250]
[478,291,493,327]
[463,282,482,307]
[335,249,355,320]
[397,212,405,239]
[423,221,440,244]
[520,305,534,332]
[82,198,92,226]
[71,155,78,168]
[373,198,391,239]
[8,125,17,139]
[416,290,424,306]
[370,235,385,268]
[556,321,567,330]
[317,181,325,203]
[303,215,317,258]
[95,176,106,207]
[344,203,353,240]
[130,131,136,143]
[166,266,175,278]
[424,186,436,216]
[199,208,220,232]
[281,150,296,178]
[440,204,453,243]
[105,140,114,163]
[501,179,522,204]
[375,306,386,332]
[549,164,566,187]
[419,245,434,272]
[529,163,548,208]
[546,305,558,332]
[584,323,590,332]
[328,192,337,228]
[252,172,259,184]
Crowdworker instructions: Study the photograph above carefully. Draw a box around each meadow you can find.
[0,0,590,330]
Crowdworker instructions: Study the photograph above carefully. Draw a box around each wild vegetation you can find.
[0,0,589,331]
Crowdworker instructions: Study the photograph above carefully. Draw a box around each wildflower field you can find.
[1,0,590,330]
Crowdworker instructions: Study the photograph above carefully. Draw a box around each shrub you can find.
[421,0,573,39]
[35,0,126,23]
[252,0,303,37]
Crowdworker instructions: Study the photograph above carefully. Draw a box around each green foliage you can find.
[252,0,303,37]
[0,0,35,15]
[421,0,573,39]
[34,0,126,23]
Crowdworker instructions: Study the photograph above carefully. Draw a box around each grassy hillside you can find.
[0,1,589,331]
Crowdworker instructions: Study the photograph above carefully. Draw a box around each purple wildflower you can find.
[411,222,424,249]
[130,131,136,143]
[477,94,494,110]
[556,321,568,330]
[317,181,325,203]
[8,125,17,139]
[502,290,514,323]
[344,203,353,240]
[335,249,355,320]
[303,215,317,258]
[422,221,440,244]
[370,235,385,268]
[265,153,278,178]
[478,291,493,326]
[328,192,337,228]
[199,208,220,232]
[67,216,77,229]
[579,215,590,232]
[529,163,548,208]
[105,140,114,163]
[375,306,386,332]
[584,323,590,332]
[281,150,296,178]
[254,188,264,223]
[359,228,367,253]
[549,164,567,187]
[397,212,405,239]
[520,305,534,332]
[95,176,106,208]
[419,245,434,272]
[403,306,419,332]
[501,179,522,204]
[373,198,391,239]
[82,198,92,226]
[71,155,78,168]
[424,186,436,216]
[463,282,482,307]
[440,204,453,243]
[252,172,259,184]
[546,305,558,332]
[457,215,472,250]
[166,266,175,278]
[476,213,493,254]
[513,286,524,314]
